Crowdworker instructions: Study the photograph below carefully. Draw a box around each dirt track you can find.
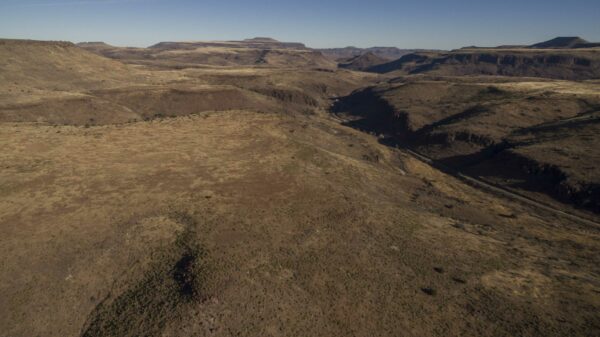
[403,147,600,228]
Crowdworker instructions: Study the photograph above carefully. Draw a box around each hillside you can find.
[338,52,390,71]
[333,77,600,212]
[0,39,138,92]
[365,37,600,80]
[318,46,422,61]
[1,39,365,125]
[368,48,600,80]
[367,52,441,73]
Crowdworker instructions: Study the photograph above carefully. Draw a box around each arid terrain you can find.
[1,36,599,337]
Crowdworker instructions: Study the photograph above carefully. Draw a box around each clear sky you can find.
[1,0,599,49]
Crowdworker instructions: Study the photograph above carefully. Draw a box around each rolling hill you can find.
[1,39,367,125]
[2,36,600,337]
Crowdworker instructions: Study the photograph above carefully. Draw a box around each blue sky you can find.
[1,0,599,49]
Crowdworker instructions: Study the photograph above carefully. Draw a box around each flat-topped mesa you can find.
[76,37,333,69]
[149,37,307,50]
[77,41,114,48]
[0,38,74,48]
[244,37,279,42]
[234,37,307,49]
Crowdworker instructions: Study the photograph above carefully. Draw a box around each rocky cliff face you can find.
[431,51,600,80]
[338,52,390,71]
[366,37,600,80]
[369,49,600,80]
[317,47,428,61]
[332,78,600,213]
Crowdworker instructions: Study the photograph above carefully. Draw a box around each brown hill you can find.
[0,39,137,91]
[2,37,600,337]
[530,36,590,49]
[1,39,368,125]
[0,39,272,124]
[318,46,421,61]
[338,52,390,71]
[367,52,440,73]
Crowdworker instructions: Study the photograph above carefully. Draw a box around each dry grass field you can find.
[1,38,599,337]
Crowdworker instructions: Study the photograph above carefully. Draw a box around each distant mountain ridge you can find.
[530,36,590,49]
[149,37,308,50]
[459,37,600,50]
[76,36,600,79]
[338,52,391,71]
[77,37,335,69]
[317,47,434,61]
[364,37,600,80]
